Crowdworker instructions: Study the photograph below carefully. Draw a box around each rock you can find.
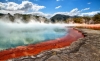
[45,55,62,61]
[57,54,70,61]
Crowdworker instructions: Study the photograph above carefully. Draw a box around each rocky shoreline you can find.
[8,28,100,61]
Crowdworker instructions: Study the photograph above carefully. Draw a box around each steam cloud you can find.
[0,20,68,50]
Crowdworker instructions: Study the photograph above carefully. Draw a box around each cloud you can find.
[0,1,99,18]
[87,2,91,4]
[70,8,79,13]
[18,1,45,11]
[70,8,80,15]
[55,5,62,9]
[81,8,90,11]
[0,10,25,15]
[52,8,100,17]
[25,8,100,17]
[83,8,90,10]
[53,8,80,16]
[0,1,45,14]
[29,8,98,18]
[80,11,100,16]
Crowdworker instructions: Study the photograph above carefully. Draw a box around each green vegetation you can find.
[0,13,100,24]
[50,14,70,23]
[0,13,48,23]
[73,16,83,23]
[22,14,31,23]
[93,13,100,24]
[9,13,15,22]
[51,13,100,24]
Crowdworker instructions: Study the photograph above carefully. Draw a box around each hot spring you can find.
[0,22,69,50]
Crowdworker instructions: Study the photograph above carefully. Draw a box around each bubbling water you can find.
[0,21,70,50]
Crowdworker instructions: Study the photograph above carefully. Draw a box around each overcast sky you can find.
[0,0,100,17]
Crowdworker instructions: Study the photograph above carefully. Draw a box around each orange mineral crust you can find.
[0,28,84,60]
[75,24,100,30]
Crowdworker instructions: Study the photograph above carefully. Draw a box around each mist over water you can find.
[0,20,69,50]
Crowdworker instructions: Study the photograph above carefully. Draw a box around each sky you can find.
[0,0,100,18]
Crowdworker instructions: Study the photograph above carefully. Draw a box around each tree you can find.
[8,13,14,22]
[93,13,100,24]
[22,14,31,23]
[73,16,83,23]
[82,16,91,24]
[50,14,70,23]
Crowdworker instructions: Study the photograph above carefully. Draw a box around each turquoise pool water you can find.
[0,23,68,50]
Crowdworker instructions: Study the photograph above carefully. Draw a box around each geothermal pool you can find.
[0,22,85,60]
[0,22,69,50]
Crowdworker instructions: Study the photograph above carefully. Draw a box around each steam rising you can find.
[0,20,68,50]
